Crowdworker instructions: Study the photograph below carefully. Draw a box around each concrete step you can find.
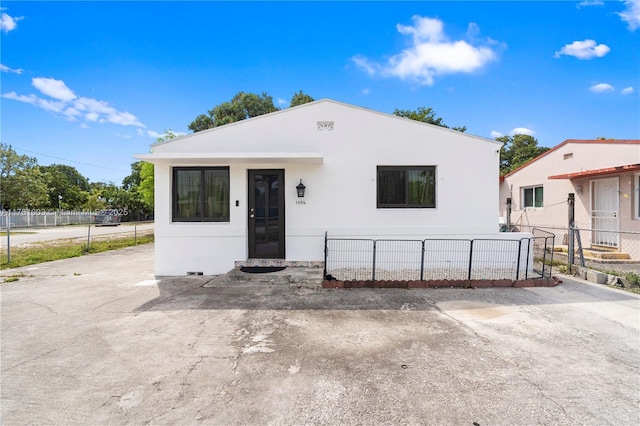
[205,267,324,289]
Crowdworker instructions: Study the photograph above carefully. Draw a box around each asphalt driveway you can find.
[1,244,639,425]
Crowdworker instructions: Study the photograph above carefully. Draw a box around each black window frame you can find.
[376,165,436,208]
[172,166,230,222]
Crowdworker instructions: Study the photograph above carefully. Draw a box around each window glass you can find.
[534,186,544,208]
[173,167,230,222]
[523,186,543,208]
[377,166,435,208]
[175,170,201,219]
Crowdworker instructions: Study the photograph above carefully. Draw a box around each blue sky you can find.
[1,0,639,184]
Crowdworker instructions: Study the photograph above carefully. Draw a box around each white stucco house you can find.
[137,99,509,276]
[499,139,640,259]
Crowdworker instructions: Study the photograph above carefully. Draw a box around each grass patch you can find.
[1,231,37,236]
[0,233,153,270]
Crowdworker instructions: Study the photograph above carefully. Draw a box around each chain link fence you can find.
[515,224,640,275]
[0,221,154,267]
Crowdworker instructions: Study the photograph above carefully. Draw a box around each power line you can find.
[11,146,129,173]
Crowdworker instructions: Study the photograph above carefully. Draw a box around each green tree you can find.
[393,107,467,132]
[187,114,214,133]
[138,162,154,211]
[498,134,550,175]
[40,164,90,209]
[188,91,280,132]
[289,91,315,107]
[2,167,50,208]
[0,144,49,209]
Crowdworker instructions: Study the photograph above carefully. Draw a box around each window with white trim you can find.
[522,185,543,208]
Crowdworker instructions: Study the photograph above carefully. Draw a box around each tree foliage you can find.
[188,92,280,132]
[498,134,550,175]
[0,144,48,208]
[40,164,90,209]
[289,91,315,107]
[188,91,316,133]
[393,107,467,132]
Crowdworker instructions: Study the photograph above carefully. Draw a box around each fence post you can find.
[542,236,548,277]
[371,240,377,281]
[323,231,328,279]
[86,224,91,251]
[568,193,575,270]
[524,238,531,279]
[467,240,474,280]
[420,240,425,281]
[515,239,522,280]
[506,197,512,231]
[6,223,10,264]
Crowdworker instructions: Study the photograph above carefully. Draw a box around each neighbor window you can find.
[377,166,436,208]
[522,185,543,208]
[173,167,230,222]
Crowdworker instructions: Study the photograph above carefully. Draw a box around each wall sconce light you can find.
[296,179,306,198]
[575,185,582,194]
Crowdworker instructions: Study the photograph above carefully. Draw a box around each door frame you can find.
[590,177,620,247]
[247,169,285,259]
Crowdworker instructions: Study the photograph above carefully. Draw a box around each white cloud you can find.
[2,77,145,127]
[510,127,536,136]
[80,123,90,129]
[116,132,132,139]
[137,128,145,136]
[362,88,371,95]
[490,130,503,138]
[353,15,500,86]
[33,77,77,101]
[577,1,604,7]
[589,83,615,93]
[0,10,23,33]
[621,86,635,94]
[618,0,640,31]
[352,55,378,76]
[554,39,610,59]
[277,98,288,106]
[147,130,164,138]
[0,64,23,74]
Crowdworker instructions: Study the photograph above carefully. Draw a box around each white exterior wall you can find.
[143,100,504,275]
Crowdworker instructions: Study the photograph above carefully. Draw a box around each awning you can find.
[548,163,640,179]
[134,152,324,165]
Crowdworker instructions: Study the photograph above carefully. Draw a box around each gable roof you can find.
[502,139,640,178]
[149,98,501,149]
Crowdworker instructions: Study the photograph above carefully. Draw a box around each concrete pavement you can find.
[1,244,639,425]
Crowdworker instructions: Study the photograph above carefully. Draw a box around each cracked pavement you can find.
[1,244,639,425]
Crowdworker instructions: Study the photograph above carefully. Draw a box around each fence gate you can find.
[590,177,619,247]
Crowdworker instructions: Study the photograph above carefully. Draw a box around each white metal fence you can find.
[1,210,98,228]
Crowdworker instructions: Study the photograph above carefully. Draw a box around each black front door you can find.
[248,169,285,259]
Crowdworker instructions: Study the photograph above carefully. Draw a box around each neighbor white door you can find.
[590,177,619,247]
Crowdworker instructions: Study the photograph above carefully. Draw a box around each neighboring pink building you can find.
[499,139,640,259]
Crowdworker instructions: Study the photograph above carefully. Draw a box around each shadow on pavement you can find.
[134,273,639,313]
